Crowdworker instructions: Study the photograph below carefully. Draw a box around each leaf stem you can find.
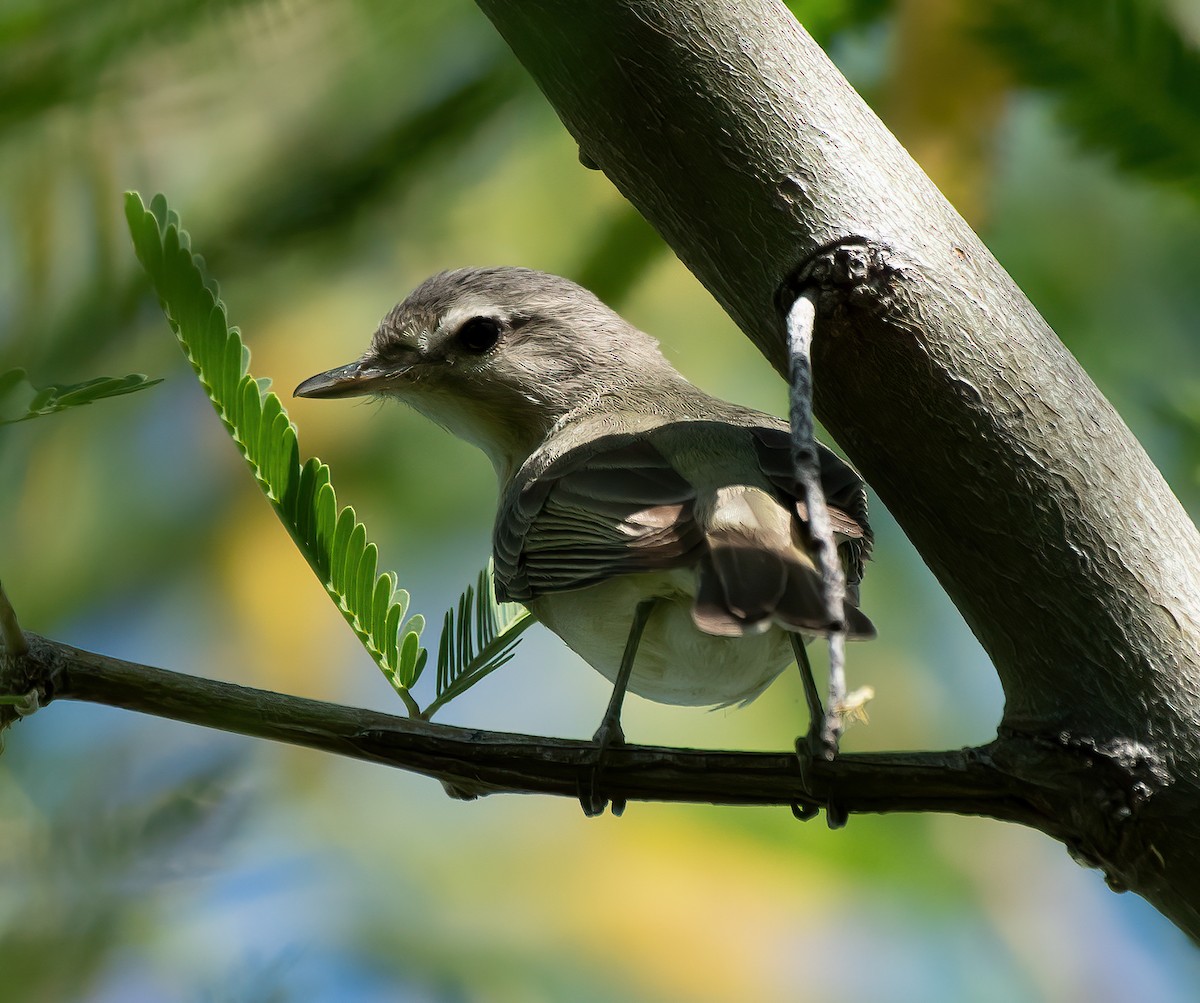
[398,686,423,718]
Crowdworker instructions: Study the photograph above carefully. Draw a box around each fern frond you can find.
[0,368,161,426]
[124,192,427,704]
[977,0,1200,198]
[424,560,532,720]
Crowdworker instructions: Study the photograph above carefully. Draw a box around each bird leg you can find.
[792,638,859,825]
[581,597,659,817]
[791,633,851,826]
[790,633,830,759]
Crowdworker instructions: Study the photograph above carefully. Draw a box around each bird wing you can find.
[494,419,873,640]
[494,433,704,603]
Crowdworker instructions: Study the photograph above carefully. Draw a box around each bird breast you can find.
[527,569,797,707]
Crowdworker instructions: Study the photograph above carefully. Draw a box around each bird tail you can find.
[689,484,875,640]
[691,548,875,639]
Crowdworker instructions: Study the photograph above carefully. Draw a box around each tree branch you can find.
[472,0,1200,937]
[2,631,1067,832]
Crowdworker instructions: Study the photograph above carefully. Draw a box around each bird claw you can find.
[800,720,838,762]
[580,598,655,817]
[580,719,626,817]
[794,733,848,829]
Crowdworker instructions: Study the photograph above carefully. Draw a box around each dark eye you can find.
[455,316,502,354]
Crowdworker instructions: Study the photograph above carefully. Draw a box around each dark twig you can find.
[785,290,847,756]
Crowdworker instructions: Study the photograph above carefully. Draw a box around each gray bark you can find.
[473,0,1200,938]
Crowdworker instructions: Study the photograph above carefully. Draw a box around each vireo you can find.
[296,267,873,804]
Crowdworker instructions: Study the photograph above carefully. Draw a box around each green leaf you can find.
[977,0,1200,199]
[123,191,426,704]
[397,629,424,690]
[423,559,533,720]
[0,368,161,426]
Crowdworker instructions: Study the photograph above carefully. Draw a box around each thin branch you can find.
[0,631,1059,831]
[785,289,847,755]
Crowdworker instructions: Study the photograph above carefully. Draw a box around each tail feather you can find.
[689,485,875,640]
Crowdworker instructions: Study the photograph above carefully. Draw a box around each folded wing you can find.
[493,421,873,639]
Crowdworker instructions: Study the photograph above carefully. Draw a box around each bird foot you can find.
[580,718,627,817]
[800,718,839,762]
[794,733,848,829]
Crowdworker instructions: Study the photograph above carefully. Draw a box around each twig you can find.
[785,290,847,756]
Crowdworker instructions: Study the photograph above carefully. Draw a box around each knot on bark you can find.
[995,727,1171,892]
[778,238,901,324]
[1,634,59,733]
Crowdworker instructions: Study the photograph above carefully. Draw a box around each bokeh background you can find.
[4,0,1200,999]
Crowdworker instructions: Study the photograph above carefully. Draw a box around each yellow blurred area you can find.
[431,810,843,1002]
[219,494,351,697]
[885,0,1010,227]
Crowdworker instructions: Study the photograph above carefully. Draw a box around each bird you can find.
[295,266,874,813]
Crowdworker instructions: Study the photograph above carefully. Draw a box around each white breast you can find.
[528,570,799,707]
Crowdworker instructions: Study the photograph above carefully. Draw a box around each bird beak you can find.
[293,356,396,399]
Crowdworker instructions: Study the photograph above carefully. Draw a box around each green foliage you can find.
[0,368,160,426]
[124,192,428,702]
[124,191,529,713]
[216,56,528,254]
[426,561,532,720]
[2,7,527,393]
[575,206,666,308]
[0,0,258,135]
[978,0,1200,199]
[786,0,893,45]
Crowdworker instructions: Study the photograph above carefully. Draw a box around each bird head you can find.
[295,267,673,477]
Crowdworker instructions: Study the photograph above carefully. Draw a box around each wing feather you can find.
[495,432,703,602]
[494,420,873,641]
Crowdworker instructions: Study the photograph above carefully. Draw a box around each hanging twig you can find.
[785,290,848,757]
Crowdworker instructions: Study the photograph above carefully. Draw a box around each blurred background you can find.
[3,0,1200,999]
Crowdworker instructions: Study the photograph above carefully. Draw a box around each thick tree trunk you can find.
[474,0,1200,937]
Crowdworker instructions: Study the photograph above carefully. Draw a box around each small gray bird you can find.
[295,268,873,801]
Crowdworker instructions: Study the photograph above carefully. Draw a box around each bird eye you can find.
[455,316,502,354]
